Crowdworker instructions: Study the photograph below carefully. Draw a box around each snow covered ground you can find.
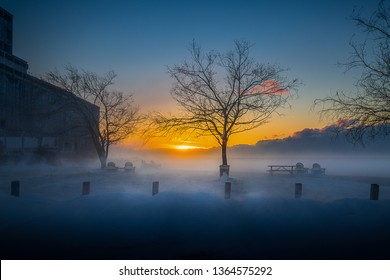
[1,155,390,259]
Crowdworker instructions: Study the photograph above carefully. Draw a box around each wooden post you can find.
[295,183,302,198]
[11,181,20,197]
[224,182,231,199]
[152,181,159,196]
[370,184,379,200]
[82,181,90,195]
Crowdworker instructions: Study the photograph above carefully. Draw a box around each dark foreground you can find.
[1,191,390,260]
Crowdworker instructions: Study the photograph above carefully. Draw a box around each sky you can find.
[0,0,379,150]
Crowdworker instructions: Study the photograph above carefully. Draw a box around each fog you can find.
[1,150,390,259]
[109,146,390,176]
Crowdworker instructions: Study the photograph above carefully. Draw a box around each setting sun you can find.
[175,145,203,150]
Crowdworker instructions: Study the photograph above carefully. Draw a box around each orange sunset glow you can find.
[125,107,322,151]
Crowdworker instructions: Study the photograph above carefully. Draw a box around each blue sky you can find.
[0,0,380,147]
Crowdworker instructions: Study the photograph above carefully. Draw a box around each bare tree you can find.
[47,65,142,168]
[315,1,390,142]
[151,40,299,174]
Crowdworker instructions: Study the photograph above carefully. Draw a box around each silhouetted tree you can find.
[47,66,142,168]
[151,40,299,174]
[315,1,390,142]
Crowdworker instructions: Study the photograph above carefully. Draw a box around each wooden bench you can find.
[268,163,326,176]
[267,165,295,175]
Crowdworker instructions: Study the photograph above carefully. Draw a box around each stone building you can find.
[0,6,99,163]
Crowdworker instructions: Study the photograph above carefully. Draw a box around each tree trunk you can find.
[221,140,228,166]
[99,154,107,169]
[93,141,107,169]
[219,140,230,177]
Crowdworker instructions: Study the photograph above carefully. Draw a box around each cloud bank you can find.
[231,124,390,155]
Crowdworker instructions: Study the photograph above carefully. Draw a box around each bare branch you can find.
[151,40,299,166]
[46,66,143,168]
[315,1,390,143]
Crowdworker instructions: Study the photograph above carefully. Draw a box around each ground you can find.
[1,157,390,259]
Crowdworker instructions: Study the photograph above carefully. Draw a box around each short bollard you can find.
[224,182,231,199]
[295,183,302,198]
[152,181,159,196]
[370,184,379,200]
[11,181,20,197]
[82,181,90,195]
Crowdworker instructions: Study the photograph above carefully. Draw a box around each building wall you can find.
[0,7,12,54]
[0,66,99,161]
[0,6,99,163]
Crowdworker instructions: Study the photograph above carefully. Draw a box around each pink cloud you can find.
[248,80,289,95]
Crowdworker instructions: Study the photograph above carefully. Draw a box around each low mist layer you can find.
[1,155,390,259]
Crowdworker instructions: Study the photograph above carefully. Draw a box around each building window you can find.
[0,119,5,129]
[64,142,72,152]
[7,29,12,41]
